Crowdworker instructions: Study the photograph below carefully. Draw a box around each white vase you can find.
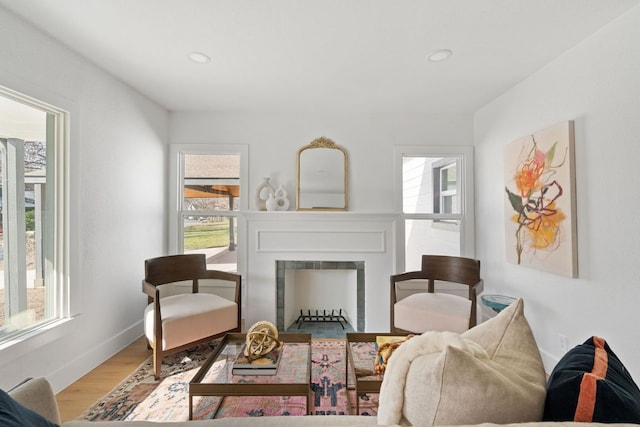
[273,184,290,211]
[274,184,288,200]
[276,196,290,211]
[265,193,279,211]
[255,177,275,211]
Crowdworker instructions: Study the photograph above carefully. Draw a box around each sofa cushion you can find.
[543,336,640,423]
[1,388,59,427]
[7,377,61,425]
[63,415,380,426]
[378,298,547,426]
[462,297,547,389]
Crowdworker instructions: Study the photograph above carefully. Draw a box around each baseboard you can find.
[47,320,144,393]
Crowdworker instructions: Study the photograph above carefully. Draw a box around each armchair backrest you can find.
[421,255,481,287]
[143,254,241,302]
[144,254,207,287]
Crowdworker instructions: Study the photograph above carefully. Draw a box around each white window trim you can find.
[393,145,475,270]
[0,84,73,357]
[168,144,248,275]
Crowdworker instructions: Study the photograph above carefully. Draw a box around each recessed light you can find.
[427,49,453,62]
[188,52,211,64]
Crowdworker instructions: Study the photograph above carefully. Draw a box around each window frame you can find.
[433,159,458,215]
[168,144,248,275]
[393,145,475,271]
[0,85,71,350]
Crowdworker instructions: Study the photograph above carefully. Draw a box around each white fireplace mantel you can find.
[242,211,401,332]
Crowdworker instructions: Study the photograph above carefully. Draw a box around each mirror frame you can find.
[296,137,349,211]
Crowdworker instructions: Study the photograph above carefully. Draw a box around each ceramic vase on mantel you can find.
[265,193,278,211]
[274,184,290,211]
[255,177,275,211]
[266,184,290,211]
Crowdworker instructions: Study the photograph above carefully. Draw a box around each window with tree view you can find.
[1,88,66,342]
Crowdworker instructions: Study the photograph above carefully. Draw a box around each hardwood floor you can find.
[55,336,150,422]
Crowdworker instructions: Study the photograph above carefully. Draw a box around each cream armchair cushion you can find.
[144,293,237,351]
[393,293,471,334]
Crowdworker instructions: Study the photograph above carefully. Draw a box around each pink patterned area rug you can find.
[80,340,378,422]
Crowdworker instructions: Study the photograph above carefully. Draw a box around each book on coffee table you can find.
[232,344,282,375]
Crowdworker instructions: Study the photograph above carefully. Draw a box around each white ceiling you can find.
[1,0,639,114]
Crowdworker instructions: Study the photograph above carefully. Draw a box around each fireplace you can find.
[276,260,365,332]
[245,212,396,332]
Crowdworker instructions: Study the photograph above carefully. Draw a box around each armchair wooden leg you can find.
[153,349,161,380]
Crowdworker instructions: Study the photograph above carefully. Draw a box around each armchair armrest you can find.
[142,279,159,304]
[471,278,484,296]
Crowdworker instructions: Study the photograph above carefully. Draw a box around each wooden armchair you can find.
[142,254,241,379]
[390,255,483,334]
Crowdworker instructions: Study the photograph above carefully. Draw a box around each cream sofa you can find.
[5,299,639,426]
[7,377,636,427]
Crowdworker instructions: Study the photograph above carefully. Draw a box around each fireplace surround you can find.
[245,212,398,332]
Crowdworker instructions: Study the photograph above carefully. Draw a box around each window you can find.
[0,86,68,343]
[395,146,474,271]
[169,145,248,273]
[434,160,457,214]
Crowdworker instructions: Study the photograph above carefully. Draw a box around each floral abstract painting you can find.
[504,121,577,277]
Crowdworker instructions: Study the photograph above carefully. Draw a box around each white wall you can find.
[170,111,474,212]
[0,7,168,391]
[474,6,640,376]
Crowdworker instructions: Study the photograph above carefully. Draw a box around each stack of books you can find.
[232,344,282,375]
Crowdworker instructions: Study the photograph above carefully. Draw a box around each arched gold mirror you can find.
[296,137,348,211]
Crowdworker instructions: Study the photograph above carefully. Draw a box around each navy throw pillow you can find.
[543,336,640,423]
[0,389,59,427]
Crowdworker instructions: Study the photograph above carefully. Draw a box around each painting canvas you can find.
[504,121,577,277]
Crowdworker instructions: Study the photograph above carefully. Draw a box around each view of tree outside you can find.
[0,137,48,328]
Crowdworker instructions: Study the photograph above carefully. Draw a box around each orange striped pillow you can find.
[544,336,640,423]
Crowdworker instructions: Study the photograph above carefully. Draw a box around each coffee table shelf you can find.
[189,333,312,419]
[346,332,401,414]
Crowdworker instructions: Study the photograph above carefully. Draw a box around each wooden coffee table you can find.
[346,332,401,414]
[189,333,312,420]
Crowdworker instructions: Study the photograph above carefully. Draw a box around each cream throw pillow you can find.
[378,298,547,426]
